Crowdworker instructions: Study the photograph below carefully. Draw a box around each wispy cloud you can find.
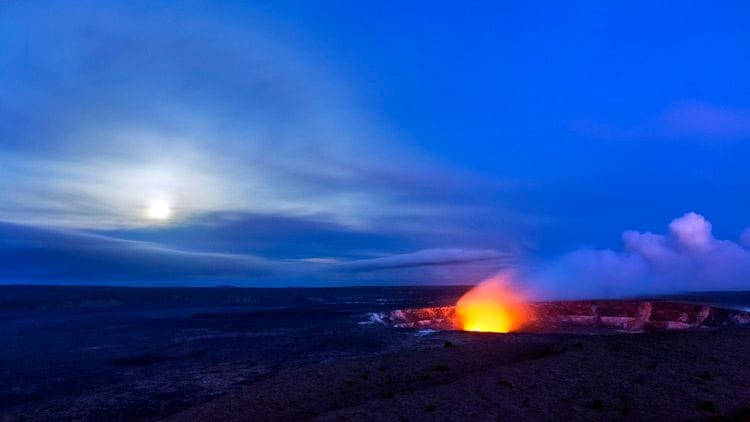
[0,222,275,284]
[338,248,512,273]
[0,221,515,286]
[570,100,750,141]
[0,0,522,248]
[661,101,750,139]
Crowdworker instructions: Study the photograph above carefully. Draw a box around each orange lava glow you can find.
[455,275,529,333]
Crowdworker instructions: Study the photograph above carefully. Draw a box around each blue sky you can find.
[2,1,750,291]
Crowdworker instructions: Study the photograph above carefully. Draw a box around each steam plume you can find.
[525,212,750,299]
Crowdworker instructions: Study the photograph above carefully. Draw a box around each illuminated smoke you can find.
[455,273,530,333]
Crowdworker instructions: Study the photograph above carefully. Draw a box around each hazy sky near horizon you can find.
[2,1,750,292]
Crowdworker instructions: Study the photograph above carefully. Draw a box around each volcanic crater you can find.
[373,300,750,334]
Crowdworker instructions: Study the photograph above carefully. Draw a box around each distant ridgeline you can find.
[0,285,469,312]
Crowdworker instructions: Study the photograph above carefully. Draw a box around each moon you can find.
[147,199,172,220]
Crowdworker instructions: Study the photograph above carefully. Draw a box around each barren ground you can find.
[172,327,750,421]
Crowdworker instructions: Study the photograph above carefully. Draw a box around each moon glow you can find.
[147,199,172,220]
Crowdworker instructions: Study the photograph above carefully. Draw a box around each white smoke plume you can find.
[525,213,750,299]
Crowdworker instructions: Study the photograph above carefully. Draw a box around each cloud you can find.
[0,222,275,284]
[661,101,750,139]
[8,211,747,291]
[0,2,391,228]
[97,211,411,259]
[570,101,750,141]
[0,219,517,286]
[316,248,515,286]
[0,0,528,254]
[338,248,512,272]
[742,229,750,247]
[525,212,750,299]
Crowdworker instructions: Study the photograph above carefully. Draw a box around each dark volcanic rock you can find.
[169,327,750,421]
